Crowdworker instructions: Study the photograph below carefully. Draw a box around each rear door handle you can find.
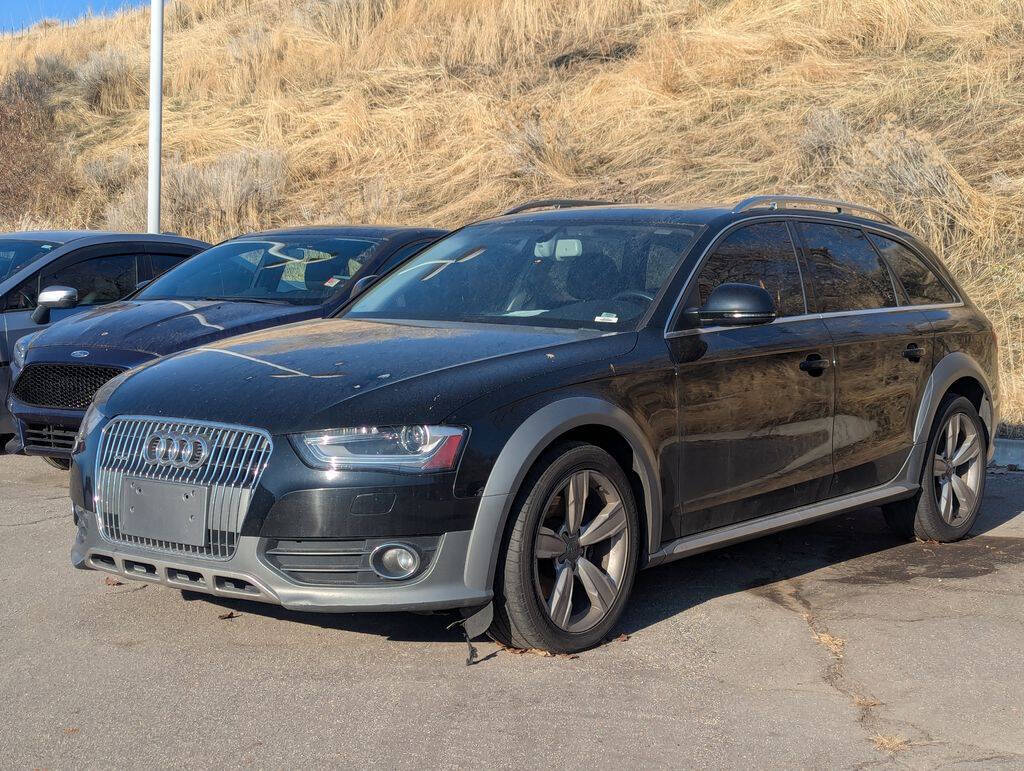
[901,343,925,362]
[799,353,830,376]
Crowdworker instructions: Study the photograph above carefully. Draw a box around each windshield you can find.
[0,240,61,281]
[346,222,701,330]
[137,236,381,305]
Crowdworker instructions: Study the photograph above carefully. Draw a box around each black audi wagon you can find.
[68,197,999,653]
[10,225,443,468]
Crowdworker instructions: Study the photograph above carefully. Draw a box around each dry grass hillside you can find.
[0,0,1022,425]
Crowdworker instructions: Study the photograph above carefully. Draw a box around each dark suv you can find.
[68,197,999,653]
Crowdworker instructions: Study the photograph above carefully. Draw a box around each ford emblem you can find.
[70,350,89,358]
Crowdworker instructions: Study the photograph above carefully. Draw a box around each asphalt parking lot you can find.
[1,455,1022,768]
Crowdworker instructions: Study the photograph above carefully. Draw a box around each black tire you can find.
[42,456,72,471]
[882,395,987,542]
[488,441,640,653]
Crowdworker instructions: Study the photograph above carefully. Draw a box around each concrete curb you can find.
[992,438,1024,468]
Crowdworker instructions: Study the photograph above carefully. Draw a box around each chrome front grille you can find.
[95,416,273,560]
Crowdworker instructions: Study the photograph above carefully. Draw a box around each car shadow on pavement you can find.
[183,477,1024,646]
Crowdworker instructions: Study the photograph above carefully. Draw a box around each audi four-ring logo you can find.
[143,431,211,469]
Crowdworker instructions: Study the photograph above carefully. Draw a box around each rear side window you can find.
[695,222,806,318]
[868,234,955,305]
[40,254,137,306]
[142,253,189,282]
[797,222,897,312]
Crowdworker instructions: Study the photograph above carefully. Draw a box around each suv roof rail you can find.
[501,199,616,216]
[732,195,896,226]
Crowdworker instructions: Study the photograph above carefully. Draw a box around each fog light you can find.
[370,544,421,580]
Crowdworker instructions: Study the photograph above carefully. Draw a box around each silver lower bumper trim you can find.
[72,506,490,613]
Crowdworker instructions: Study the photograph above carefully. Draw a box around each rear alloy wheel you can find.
[489,442,639,653]
[42,457,71,471]
[883,395,986,541]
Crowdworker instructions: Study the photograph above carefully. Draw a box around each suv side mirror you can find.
[32,285,78,324]
[685,283,776,327]
[349,274,379,300]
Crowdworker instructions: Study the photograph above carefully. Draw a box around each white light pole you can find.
[146,0,164,233]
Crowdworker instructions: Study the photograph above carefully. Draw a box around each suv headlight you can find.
[291,425,466,472]
[12,333,37,369]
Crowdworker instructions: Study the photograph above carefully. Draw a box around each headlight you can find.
[291,425,467,472]
[12,333,38,369]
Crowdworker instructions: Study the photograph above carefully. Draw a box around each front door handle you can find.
[901,343,925,363]
[799,353,830,376]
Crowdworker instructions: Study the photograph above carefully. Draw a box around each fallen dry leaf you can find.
[217,611,241,620]
[613,633,630,643]
[853,695,882,708]
[872,734,910,754]
[103,576,124,587]
[64,727,80,735]
[497,643,578,659]
[814,632,845,657]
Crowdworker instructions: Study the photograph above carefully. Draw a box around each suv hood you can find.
[28,299,317,357]
[103,318,636,434]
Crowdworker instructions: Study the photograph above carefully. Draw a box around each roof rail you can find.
[501,199,616,216]
[732,195,896,226]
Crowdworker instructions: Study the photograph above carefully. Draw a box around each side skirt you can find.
[645,481,919,568]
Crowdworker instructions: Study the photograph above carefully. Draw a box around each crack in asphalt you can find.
[0,512,67,528]
[752,577,1024,765]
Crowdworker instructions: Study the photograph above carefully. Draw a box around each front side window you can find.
[694,222,806,318]
[4,275,39,312]
[868,234,955,305]
[0,239,61,281]
[40,254,137,306]
[137,237,380,305]
[797,222,897,313]
[346,222,702,330]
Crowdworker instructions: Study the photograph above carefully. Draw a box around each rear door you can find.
[667,220,835,538]
[795,221,933,495]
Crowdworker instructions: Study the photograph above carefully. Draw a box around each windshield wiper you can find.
[198,296,292,305]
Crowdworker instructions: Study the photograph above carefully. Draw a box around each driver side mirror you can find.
[684,283,776,327]
[349,274,379,300]
[32,285,78,324]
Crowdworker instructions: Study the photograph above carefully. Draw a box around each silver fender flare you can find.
[462,397,663,593]
[899,351,997,485]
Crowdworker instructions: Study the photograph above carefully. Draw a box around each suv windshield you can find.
[137,236,381,305]
[346,222,701,330]
[0,240,61,280]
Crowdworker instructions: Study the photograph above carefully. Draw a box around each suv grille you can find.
[12,363,124,411]
[23,423,77,452]
[95,417,273,560]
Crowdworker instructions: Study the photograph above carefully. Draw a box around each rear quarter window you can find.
[868,233,956,305]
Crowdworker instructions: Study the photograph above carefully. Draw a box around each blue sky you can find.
[0,0,145,32]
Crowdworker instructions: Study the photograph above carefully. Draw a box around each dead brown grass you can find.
[0,0,1022,421]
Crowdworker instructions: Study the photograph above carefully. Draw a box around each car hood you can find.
[27,299,317,356]
[103,318,637,434]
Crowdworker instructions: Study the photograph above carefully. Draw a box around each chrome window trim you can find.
[661,212,959,338]
[664,301,964,339]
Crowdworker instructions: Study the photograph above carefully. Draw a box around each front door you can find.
[794,221,933,495]
[666,220,835,539]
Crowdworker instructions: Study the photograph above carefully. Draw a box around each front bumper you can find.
[71,504,491,613]
[8,398,84,459]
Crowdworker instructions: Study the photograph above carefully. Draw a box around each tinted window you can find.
[695,222,805,318]
[138,237,380,305]
[4,275,39,311]
[41,255,137,306]
[348,222,701,330]
[797,222,897,312]
[0,239,61,280]
[868,234,954,305]
[142,253,189,282]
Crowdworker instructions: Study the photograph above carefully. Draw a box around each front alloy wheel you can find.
[534,470,630,633]
[489,441,640,653]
